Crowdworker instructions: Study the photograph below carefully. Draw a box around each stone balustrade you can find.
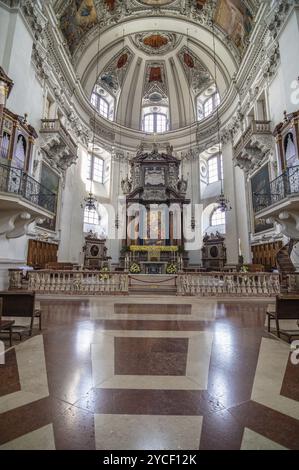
[177,272,281,297]
[9,270,129,295]
[8,269,284,297]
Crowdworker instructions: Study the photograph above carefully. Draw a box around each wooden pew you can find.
[267,295,299,342]
[0,291,42,339]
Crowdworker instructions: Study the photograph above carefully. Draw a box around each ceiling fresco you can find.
[143,61,169,107]
[60,0,97,54]
[59,0,257,57]
[136,0,176,5]
[215,0,254,51]
[97,47,133,96]
[178,46,212,95]
[131,32,182,56]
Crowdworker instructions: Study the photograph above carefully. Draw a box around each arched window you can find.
[91,85,115,121]
[87,154,104,183]
[144,112,168,133]
[211,208,225,227]
[208,154,223,184]
[91,93,109,119]
[197,89,220,121]
[208,156,218,184]
[84,207,99,232]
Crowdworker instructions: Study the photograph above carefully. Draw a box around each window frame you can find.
[207,154,223,185]
[87,154,104,184]
[143,112,168,134]
[91,92,110,119]
[211,208,226,227]
[84,207,99,226]
[197,91,220,121]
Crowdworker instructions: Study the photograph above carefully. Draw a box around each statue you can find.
[136,142,144,157]
[166,144,174,156]
[177,175,188,194]
[121,175,132,195]
[152,143,158,153]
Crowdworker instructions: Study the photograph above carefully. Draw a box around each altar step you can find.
[129,286,177,295]
[128,274,177,296]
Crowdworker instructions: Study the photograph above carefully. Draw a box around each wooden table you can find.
[0,320,15,347]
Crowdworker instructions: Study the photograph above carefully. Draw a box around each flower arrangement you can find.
[240,265,249,273]
[129,262,141,274]
[99,266,110,281]
[166,263,178,274]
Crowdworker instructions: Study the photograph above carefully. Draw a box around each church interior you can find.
[0,0,299,453]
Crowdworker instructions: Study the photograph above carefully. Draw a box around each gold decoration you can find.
[129,245,178,252]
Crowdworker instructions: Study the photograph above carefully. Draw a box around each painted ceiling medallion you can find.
[132,32,181,56]
[143,34,168,49]
[183,52,194,68]
[178,46,212,94]
[117,53,128,69]
[137,0,175,5]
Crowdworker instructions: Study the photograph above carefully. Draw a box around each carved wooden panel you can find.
[27,239,58,268]
[251,241,283,270]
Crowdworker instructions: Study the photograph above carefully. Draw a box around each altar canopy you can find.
[123,144,189,248]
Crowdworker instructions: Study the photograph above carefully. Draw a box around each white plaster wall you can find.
[234,166,251,263]
[0,7,43,130]
[268,67,287,127]
[267,9,299,126]
[0,4,10,66]
[58,146,86,264]
[278,8,299,114]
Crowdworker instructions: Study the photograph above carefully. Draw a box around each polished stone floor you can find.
[0,296,298,450]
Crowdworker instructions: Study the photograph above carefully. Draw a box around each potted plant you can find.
[166,263,178,274]
[129,262,141,274]
[240,265,249,273]
[99,265,110,281]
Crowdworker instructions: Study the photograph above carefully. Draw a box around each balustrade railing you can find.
[253,165,299,213]
[22,270,129,295]
[233,120,272,158]
[177,272,280,297]
[0,162,56,213]
[40,119,77,155]
[9,269,282,297]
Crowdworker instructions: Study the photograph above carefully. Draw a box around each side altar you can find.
[120,144,189,273]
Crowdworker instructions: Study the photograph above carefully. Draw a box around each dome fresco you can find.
[58,0,259,131]
[137,0,176,4]
[60,1,256,56]
[88,30,217,130]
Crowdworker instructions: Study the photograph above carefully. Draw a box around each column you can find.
[187,152,201,265]
[222,139,239,264]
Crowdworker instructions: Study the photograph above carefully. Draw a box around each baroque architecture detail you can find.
[39,119,78,173]
[131,32,182,55]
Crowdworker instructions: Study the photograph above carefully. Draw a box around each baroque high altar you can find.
[121,144,189,274]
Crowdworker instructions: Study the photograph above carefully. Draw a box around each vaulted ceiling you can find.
[57,0,258,56]
[84,31,221,130]
[54,0,261,130]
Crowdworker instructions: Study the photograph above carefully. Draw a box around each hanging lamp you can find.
[84,23,101,213]
[211,21,232,213]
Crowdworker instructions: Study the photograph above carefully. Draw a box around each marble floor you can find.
[0,296,298,450]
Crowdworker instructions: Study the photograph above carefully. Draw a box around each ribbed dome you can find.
[83,30,228,131]
[57,0,259,132]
